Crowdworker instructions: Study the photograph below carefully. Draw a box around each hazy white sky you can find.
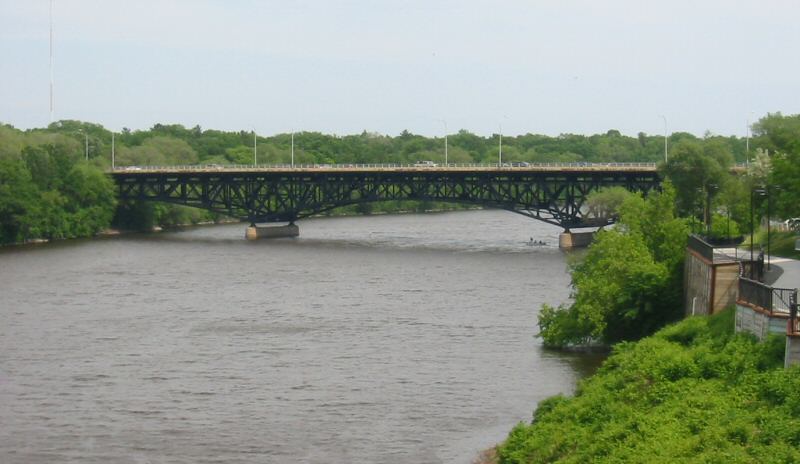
[1,0,799,137]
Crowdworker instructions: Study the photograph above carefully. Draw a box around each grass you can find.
[751,229,800,260]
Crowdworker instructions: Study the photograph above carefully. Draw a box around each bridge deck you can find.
[111,162,658,174]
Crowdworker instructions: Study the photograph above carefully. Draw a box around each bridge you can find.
[111,163,661,241]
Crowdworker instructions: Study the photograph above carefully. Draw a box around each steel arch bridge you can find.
[112,164,661,230]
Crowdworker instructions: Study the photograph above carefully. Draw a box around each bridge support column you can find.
[558,230,595,250]
[245,223,300,240]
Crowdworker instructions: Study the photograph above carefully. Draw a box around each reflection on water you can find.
[0,210,602,463]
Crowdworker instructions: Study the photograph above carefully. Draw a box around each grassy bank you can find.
[754,229,800,260]
[496,308,800,463]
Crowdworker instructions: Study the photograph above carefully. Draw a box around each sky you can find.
[1,0,799,137]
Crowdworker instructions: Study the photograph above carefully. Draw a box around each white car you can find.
[414,160,438,167]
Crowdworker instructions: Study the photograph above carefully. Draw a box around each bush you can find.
[499,309,799,463]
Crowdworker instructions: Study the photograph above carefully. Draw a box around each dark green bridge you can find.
[111,163,661,231]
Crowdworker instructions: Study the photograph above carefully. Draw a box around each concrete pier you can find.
[558,231,595,250]
[245,223,299,240]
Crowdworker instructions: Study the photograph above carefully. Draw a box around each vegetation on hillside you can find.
[500,309,799,463]
[538,184,690,348]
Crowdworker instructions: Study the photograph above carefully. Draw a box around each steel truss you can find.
[113,169,661,229]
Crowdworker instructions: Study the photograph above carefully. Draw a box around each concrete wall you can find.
[785,336,800,368]
[558,231,594,250]
[684,252,711,316]
[245,223,300,240]
[712,263,741,314]
[735,304,787,341]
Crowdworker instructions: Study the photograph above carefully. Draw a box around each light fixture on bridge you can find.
[660,115,668,163]
[252,127,257,166]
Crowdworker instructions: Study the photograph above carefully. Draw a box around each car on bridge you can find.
[414,160,438,167]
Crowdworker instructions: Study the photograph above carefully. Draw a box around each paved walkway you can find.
[767,257,800,290]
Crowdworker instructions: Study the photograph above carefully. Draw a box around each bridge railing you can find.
[111,162,658,172]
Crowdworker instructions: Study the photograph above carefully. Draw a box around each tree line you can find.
[1,113,799,245]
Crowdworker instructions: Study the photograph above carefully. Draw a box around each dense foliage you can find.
[500,309,798,463]
[0,114,793,244]
[0,128,116,244]
[538,185,690,347]
[1,120,756,171]
[757,113,800,221]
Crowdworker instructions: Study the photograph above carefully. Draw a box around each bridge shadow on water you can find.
[135,227,566,256]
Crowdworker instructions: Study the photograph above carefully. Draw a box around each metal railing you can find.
[110,162,659,173]
[687,234,715,262]
[790,291,800,335]
[738,274,794,316]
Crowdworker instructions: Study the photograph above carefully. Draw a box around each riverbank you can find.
[4,203,485,247]
[493,308,800,463]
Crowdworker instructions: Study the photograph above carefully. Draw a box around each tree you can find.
[770,150,800,219]
[0,159,38,243]
[584,187,632,223]
[661,140,730,222]
[538,185,689,347]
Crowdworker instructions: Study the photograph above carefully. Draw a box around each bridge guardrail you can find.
[111,162,659,172]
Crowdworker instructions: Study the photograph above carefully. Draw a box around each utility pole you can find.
[660,115,668,163]
[253,129,257,166]
[499,125,503,166]
[746,116,751,166]
[49,0,54,123]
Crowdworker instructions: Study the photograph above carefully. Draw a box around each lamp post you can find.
[746,116,751,167]
[750,188,754,277]
[291,131,294,168]
[498,124,503,166]
[252,128,257,166]
[79,130,88,161]
[751,187,767,278]
[705,184,717,238]
[49,0,54,123]
[438,119,448,166]
[660,115,668,163]
[767,187,772,271]
[111,131,115,169]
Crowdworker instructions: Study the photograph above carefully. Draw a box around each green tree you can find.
[661,140,730,222]
[538,185,689,347]
[0,159,39,243]
[584,187,632,223]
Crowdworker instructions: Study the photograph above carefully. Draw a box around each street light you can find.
[291,131,295,168]
[498,124,503,166]
[746,111,755,166]
[660,115,668,163]
[746,117,750,167]
[767,187,772,271]
[751,187,767,278]
[705,184,718,238]
[111,131,115,169]
[79,129,88,161]
[252,128,257,166]
[437,119,448,166]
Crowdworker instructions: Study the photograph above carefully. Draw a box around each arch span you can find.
[113,166,661,229]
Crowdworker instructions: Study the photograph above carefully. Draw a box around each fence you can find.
[739,274,795,315]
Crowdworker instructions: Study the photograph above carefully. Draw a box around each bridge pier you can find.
[245,223,300,240]
[558,230,595,250]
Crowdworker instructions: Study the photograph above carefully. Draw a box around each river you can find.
[0,209,601,463]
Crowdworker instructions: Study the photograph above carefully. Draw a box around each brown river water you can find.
[0,209,601,463]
